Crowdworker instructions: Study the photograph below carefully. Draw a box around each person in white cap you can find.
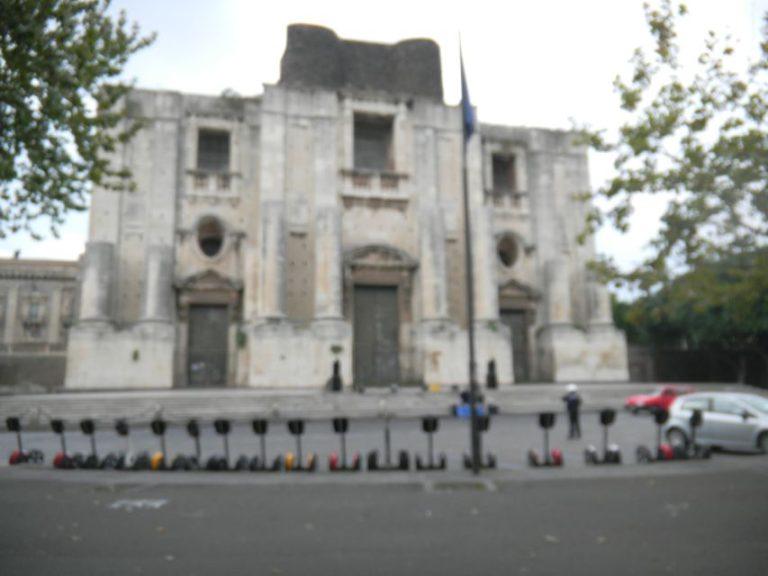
[562,383,582,439]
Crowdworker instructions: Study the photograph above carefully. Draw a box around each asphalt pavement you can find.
[1,463,767,575]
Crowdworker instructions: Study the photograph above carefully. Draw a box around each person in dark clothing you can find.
[562,383,582,439]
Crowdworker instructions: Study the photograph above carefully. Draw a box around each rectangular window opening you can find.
[492,153,517,196]
[354,114,394,172]
[197,129,230,173]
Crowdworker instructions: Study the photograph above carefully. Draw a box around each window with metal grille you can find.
[492,154,517,196]
[354,114,393,172]
[197,130,230,173]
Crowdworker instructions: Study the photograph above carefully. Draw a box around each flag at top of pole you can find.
[460,43,475,141]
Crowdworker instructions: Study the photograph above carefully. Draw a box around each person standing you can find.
[562,383,582,439]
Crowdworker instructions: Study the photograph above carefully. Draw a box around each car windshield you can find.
[740,396,768,414]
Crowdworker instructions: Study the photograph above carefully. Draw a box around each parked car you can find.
[663,392,768,453]
[624,385,695,414]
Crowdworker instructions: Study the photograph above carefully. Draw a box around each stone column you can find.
[47,288,62,344]
[589,280,613,325]
[546,256,572,324]
[255,89,287,320]
[257,201,286,318]
[4,285,18,345]
[419,207,449,319]
[140,245,173,322]
[314,206,343,319]
[313,115,343,320]
[78,241,114,322]
[416,127,449,320]
[466,137,499,322]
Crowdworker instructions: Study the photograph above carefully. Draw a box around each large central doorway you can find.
[188,305,228,387]
[353,285,400,387]
[501,309,530,383]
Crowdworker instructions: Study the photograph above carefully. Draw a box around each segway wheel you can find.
[234,455,250,471]
[249,456,261,471]
[463,454,471,470]
[53,452,68,469]
[527,449,540,467]
[636,445,652,463]
[415,455,424,471]
[272,455,282,471]
[439,453,447,470]
[352,453,361,471]
[133,452,152,470]
[72,453,85,468]
[101,453,119,470]
[307,453,317,472]
[28,449,45,464]
[487,454,497,469]
[328,452,339,471]
[9,450,26,465]
[658,444,675,461]
[398,450,409,471]
[284,452,295,471]
[171,455,188,471]
[551,449,563,467]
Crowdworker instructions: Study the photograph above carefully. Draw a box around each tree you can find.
[579,0,768,294]
[578,1,768,380]
[0,0,154,239]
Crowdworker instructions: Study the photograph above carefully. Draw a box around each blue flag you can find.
[460,46,475,140]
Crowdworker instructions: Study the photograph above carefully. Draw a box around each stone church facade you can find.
[2,25,628,390]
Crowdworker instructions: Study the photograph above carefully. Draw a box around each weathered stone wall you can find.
[0,259,79,391]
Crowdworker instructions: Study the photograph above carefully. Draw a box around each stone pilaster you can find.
[256,201,286,318]
[78,241,114,322]
[140,245,173,322]
[545,257,572,325]
[47,288,62,344]
[4,285,18,345]
[314,206,343,319]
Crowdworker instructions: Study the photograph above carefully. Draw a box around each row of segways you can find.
[5,415,435,473]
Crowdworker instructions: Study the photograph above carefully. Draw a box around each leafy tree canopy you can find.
[579,0,768,296]
[0,0,154,239]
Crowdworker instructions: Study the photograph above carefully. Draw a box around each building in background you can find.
[1,25,628,391]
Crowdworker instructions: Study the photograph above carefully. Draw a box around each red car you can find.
[625,385,695,414]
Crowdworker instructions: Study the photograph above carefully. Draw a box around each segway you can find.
[248,419,282,472]
[171,419,202,471]
[528,412,563,467]
[584,409,622,465]
[284,419,317,472]
[367,416,410,472]
[149,418,169,470]
[77,419,104,469]
[415,416,447,471]
[207,419,232,471]
[50,419,76,469]
[462,414,497,470]
[636,409,711,463]
[6,417,44,465]
[328,417,361,472]
[112,419,139,470]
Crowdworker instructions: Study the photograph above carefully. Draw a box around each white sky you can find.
[2,0,766,288]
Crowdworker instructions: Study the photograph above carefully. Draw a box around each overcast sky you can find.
[2,0,766,290]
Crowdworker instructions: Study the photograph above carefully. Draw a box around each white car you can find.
[663,392,768,453]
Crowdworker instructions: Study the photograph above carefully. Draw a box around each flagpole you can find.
[460,42,482,475]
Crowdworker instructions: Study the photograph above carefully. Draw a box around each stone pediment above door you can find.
[175,269,242,316]
[499,278,539,310]
[344,244,418,272]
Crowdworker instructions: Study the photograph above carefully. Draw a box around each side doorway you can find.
[500,309,531,383]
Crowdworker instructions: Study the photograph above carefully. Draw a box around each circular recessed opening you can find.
[197,216,225,258]
[497,234,518,268]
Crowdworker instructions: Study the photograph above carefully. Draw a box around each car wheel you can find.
[757,432,768,454]
[666,428,688,450]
